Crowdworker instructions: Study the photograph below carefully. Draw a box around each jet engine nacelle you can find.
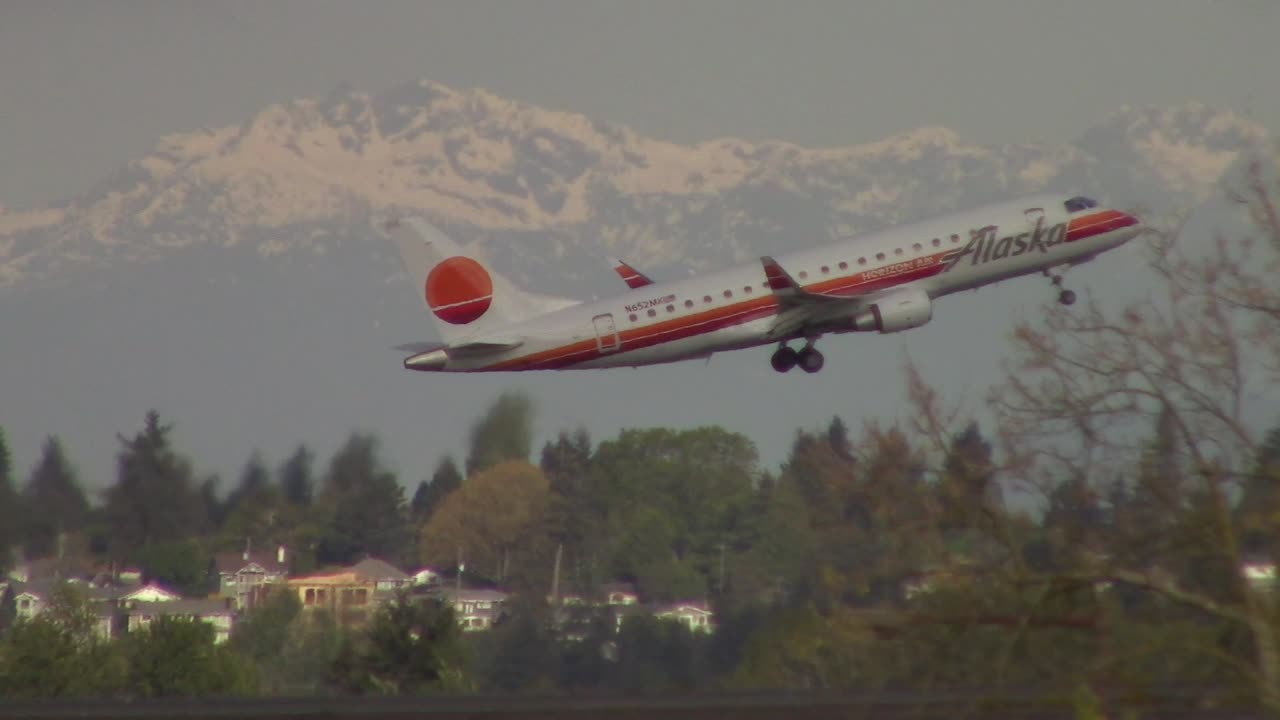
[851,286,933,333]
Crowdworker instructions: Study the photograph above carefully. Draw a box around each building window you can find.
[356,589,368,605]
[304,588,316,605]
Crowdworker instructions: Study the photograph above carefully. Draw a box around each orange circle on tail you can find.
[426,257,494,325]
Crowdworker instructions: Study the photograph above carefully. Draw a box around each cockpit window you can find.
[1064,196,1098,213]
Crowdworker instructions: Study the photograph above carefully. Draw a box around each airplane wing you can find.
[760,256,876,339]
[609,258,655,289]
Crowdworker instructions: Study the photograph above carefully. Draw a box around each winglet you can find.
[761,256,800,293]
[609,257,654,289]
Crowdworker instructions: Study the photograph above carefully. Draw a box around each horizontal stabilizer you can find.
[445,337,524,356]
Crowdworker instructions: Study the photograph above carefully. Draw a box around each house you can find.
[7,556,94,584]
[599,582,639,606]
[1242,557,1276,592]
[127,599,236,644]
[286,569,378,627]
[350,557,412,593]
[214,545,290,610]
[426,587,509,631]
[10,579,116,641]
[411,567,441,586]
[654,601,715,634]
[119,582,181,605]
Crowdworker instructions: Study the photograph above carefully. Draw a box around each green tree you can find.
[420,461,550,586]
[124,615,256,697]
[135,539,211,596]
[465,392,534,477]
[315,434,409,566]
[21,437,91,559]
[0,427,18,572]
[0,583,126,697]
[103,411,204,560]
[410,456,462,523]
[278,445,314,508]
[331,595,468,695]
[221,452,285,548]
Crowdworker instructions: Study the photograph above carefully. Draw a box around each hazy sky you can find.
[2,0,1279,208]
[1,1,1278,493]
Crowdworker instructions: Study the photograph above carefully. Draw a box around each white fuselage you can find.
[415,194,1140,372]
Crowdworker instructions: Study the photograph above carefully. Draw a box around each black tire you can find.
[771,346,799,373]
[798,347,825,374]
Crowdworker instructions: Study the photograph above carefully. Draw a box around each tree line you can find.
[2,146,1280,710]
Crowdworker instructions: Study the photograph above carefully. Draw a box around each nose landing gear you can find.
[771,342,825,374]
[1045,268,1077,306]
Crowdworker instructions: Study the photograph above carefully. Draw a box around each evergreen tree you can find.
[465,392,534,477]
[102,411,203,560]
[20,437,90,559]
[331,595,468,694]
[221,452,284,547]
[937,421,999,533]
[278,445,314,507]
[0,427,18,571]
[409,456,462,523]
[316,434,408,566]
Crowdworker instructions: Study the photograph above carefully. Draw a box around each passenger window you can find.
[894,248,903,256]
[951,235,961,243]
[838,261,848,270]
[798,271,808,279]
[858,257,866,265]
[703,295,712,304]
[821,266,829,274]
[723,289,733,299]
[666,304,674,313]
[647,309,657,317]
[684,299,694,309]
[743,285,753,294]
[875,252,885,261]
[629,313,637,322]
[932,238,941,247]
[912,243,922,252]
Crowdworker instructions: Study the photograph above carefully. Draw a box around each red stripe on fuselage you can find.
[1066,210,1136,243]
[488,250,954,371]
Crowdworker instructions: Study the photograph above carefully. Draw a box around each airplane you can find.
[384,193,1141,374]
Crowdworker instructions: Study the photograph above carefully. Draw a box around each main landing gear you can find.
[1045,268,1077,306]
[771,342,825,374]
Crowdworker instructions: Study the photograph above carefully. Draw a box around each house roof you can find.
[128,599,234,617]
[350,557,409,581]
[600,582,638,595]
[214,551,288,575]
[429,587,509,603]
[287,570,371,586]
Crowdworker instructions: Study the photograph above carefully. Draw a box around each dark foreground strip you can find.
[0,690,1262,720]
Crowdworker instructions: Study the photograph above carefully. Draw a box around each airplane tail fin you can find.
[382,216,577,344]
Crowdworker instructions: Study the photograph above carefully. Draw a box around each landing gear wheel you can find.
[797,347,825,374]
[771,346,799,373]
[1058,289,1077,306]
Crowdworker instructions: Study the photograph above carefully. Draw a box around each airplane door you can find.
[592,313,620,353]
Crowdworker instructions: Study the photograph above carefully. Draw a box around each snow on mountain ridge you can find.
[0,80,1270,288]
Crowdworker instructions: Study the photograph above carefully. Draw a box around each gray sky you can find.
[2,0,1278,208]
[1,1,1278,491]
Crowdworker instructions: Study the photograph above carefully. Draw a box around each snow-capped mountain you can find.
[0,79,1268,291]
[0,79,1272,494]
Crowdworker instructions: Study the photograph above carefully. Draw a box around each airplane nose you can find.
[404,348,448,371]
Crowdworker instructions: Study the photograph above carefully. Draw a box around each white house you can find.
[214,546,290,610]
[350,557,412,593]
[428,587,509,631]
[654,602,715,634]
